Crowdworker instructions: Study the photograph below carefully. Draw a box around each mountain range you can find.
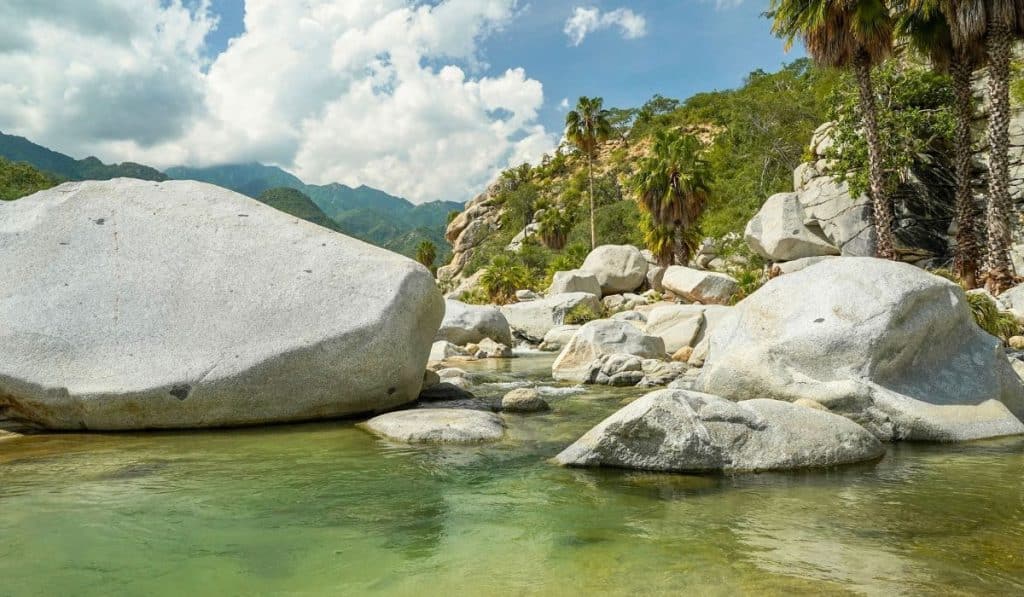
[0,132,460,261]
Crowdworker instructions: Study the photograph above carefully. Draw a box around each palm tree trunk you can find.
[854,51,896,260]
[984,21,1017,293]
[951,54,981,289]
[673,221,686,266]
[588,155,596,250]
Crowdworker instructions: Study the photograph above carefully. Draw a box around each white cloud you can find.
[564,6,647,46]
[0,0,557,203]
[558,97,570,111]
[704,0,745,9]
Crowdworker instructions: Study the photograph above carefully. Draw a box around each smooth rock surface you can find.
[661,266,738,305]
[555,390,885,472]
[644,305,706,353]
[548,270,602,297]
[538,325,581,352]
[745,192,839,261]
[501,388,550,413]
[501,293,601,343]
[553,320,666,383]
[580,245,648,295]
[697,258,1024,441]
[362,409,504,443]
[436,300,512,346]
[0,179,444,430]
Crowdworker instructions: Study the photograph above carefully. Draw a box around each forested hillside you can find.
[0,132,166,182]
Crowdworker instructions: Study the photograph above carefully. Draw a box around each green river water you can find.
[2,354,1023,596]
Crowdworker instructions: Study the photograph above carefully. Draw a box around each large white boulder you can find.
[797,176,876,257]
[555,389,885,472]
[0,179,444,430]
[547,270,602,297]
[552,320,666,382]
[745,192,840,262]
[500,293,600,343]
[662,266,739,305]
[697,258,1024,441]
[643,305,706,353]
[435,300,512,346]
[580,245,648,295]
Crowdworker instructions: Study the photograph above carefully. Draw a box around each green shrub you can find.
[730,268,767,304]
[564,302,605,325]
[480,255,534,305]
[966,292,1020,342]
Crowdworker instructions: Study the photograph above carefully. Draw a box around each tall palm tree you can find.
[897,0,987,287]
[629,131,712,266]
[769,0,898,259]
[565,97,613,250]
[945,1,1024,292]
[415,240,437,271]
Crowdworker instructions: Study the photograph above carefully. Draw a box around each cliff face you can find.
[437,182,504,289]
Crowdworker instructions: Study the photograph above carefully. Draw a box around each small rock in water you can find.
[501,389,550,413]
[418,382,476,402]
[362,409,505,444]
[422,370,441,390]
[477,337,514,358]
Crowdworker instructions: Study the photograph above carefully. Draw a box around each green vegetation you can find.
[256,187,345,233]
[629,131,711,266]
[0,132,165,182]
[0,158,59,201]
[967,292,1020,341]
[563,302,605,325]
[479,255,534,305]
[565,97,614,249]
[415,241,437,271]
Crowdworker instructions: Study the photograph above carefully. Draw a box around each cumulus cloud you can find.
[0,0,556,203]
[563,6,647,46]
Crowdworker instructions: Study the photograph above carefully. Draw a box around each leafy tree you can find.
[565,96,614,249]
[416,240,437,271]
[537,207,575,250]
[943,1,1024,292]
[0,158,59,201]
[629,131,712,266]
[897,0,987,287]
[770,0,898,259]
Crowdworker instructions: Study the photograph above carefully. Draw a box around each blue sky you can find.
[202,1,801,136]
[0,0,804,203]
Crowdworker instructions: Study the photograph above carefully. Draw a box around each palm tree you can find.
[565,97,613,250]
[897,0,987,287]
[537,207,575,250]
[629,131,711,266]
[944,1,1024,293]
[769,0,898,259]
[415,240,437,271]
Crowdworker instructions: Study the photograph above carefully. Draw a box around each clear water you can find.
[2,354,1023,596]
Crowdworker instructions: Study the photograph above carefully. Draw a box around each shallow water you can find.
[2,354,1023,596]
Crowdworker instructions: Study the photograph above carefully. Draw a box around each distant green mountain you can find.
[0,132,463,260]
[165,163,303,198]
[0,131,165,182]
[166,162,463,259]
[256,187,344,234]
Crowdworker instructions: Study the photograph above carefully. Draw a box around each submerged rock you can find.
[0,180,443,430]
[362,409,505,444]
[697,258,1024,441]
[555,389,885,472]
[501,388,550,413]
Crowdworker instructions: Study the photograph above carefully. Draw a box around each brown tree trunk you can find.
[673,220,686,266]
[588,155,596,250]
[854,52,896,260]
[951,54,981,289]
[984,21,1017,294]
